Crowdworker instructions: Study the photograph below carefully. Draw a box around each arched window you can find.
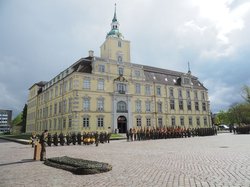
[117,101,127,112]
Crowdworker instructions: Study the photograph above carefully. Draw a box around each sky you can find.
[1,0,250,118]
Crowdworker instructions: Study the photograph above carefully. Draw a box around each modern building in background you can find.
[26,7,211,134]
[0,109,12,133]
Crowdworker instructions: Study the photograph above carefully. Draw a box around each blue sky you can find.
[1,0,250,118]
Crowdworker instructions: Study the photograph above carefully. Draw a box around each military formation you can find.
[43,131,111,147]
[126,127,217,141]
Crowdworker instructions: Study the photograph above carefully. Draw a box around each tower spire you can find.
[106,4,123,39]
[112,3,117,22]
[188,61,191,74]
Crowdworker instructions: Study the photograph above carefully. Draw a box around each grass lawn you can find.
[0,134,32,140]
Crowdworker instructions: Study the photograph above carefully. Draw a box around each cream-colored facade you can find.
[26,8,211,134]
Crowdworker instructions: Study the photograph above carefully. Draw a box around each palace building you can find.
[26,7,211,134]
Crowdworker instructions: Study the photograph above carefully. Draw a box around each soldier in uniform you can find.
[47,133,52,146]
[94,131,99,146]
[72,132,77,145]
[59,132,65,146]
[39,130,48,161]
[77,132,82,145]
[66,132,71,145]
[53,132,58,146]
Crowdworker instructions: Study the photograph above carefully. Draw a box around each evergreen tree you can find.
[21,104,27,133]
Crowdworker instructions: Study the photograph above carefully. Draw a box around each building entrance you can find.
[117,116,127,133]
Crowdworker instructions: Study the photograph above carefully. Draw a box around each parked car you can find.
[218,124,229,130]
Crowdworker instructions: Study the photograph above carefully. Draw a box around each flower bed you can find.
[44,156,112,175]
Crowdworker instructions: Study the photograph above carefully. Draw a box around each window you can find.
[135,70,140,77]
[195,102,199,111]
[83,117,89,128]
[202,102,206,111]
[83,98,90,111]
[145,101,151,112]
[54,103,57,115]
[189,117,192,126]
[136,100,141,113]
[194,91,198,99]
[68,98,72,112]
[98,64,105,72]
[136,117,141,127]
[196,117,200,126]
[98,79,104,90]
[97,98,104,112]
[58,118,62,130]
[146,118,151,127]
[55,86,58,97]
[63,118,66,129]
[171,116,176,126]
[118,67,124,75]
[170,88,174,97]
[158,118,163,127]
[184,77,190,84]
[178,89,182,98]
[60,84,63,95]
[64,81,67,93]
[117,101,127,112]
[69,78,73,90]
[63,100,67,113]
[97,117,104,127]
[118,41,122,47]
[170,100,175,110]
[187,100,192,110]
[83,79,90,89]
[54,119,57,130]
[204,117,208,126]
[180,117,184,126]
[145,85,151,95]
[59,102,62,114]
[202,92,205,100]
[186,90,190,98]
[49,105,52,116]
[135,83,141,94]
[68,117,72,128]
[157,102,162,113]
[118,56,122,62]
[49,119,52,130]
[179,100,183,110]
[117,83,126,94]
[157,87,161,96]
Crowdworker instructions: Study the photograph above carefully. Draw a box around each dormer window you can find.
[183,77,190,84]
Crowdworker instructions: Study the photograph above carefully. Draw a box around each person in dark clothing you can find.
[53,132,58,146]
[39,130,48,161]
[59,133,65,146]
[47,133,52,146]
[77,132,82,145]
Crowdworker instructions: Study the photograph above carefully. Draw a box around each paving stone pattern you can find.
[0,133,250,187]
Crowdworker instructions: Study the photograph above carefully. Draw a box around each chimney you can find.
[88,50,94,57]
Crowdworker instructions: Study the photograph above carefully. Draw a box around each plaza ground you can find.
[0,133,249,187]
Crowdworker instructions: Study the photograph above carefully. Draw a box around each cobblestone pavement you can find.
[0,133,250,187]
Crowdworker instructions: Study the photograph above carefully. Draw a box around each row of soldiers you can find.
[126,127,217,141]
[38,131,111,147]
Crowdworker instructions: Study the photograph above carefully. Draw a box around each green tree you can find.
[242,85,250,104]
[21,104,27,133]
